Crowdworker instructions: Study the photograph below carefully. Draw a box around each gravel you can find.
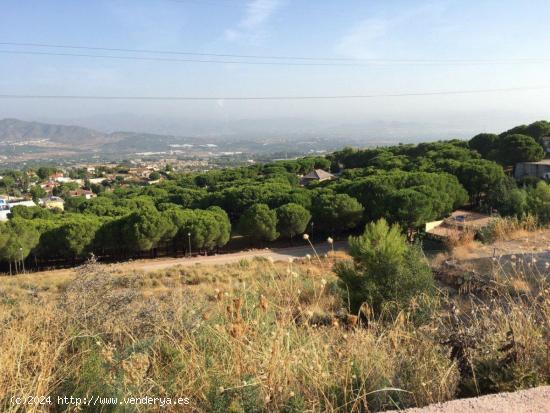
[389,386,550,413]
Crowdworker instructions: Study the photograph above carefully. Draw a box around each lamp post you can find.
[188,232,192,257]
[19,247,25,274]
[310,221,314,239]
[327,237,334,258]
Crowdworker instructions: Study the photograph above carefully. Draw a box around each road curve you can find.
[128,241,347,272]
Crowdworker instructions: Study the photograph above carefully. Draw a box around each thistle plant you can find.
[303,233,322,266]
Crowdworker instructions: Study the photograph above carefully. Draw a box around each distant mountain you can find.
[0,118,365,165]
[0,118,108,147]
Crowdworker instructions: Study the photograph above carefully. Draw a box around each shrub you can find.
[335,219,435,315]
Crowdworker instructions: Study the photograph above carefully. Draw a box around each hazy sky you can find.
[1,0,550,137]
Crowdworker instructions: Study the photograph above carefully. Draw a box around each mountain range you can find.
[0,118,109,147]
[0,118,367,164]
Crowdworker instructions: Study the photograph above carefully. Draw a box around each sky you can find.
[1,0,550,139]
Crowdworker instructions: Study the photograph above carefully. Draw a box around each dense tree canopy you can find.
[335,171,468,226]
[469,124,546,167]
[469,133,499,158]
[3,121,550,271]
[122,208,172,253]
[500,120,550,145]
[311,192,364,233]
[453,160,506,204]
[56,217,102,259]
[495,134,545,166]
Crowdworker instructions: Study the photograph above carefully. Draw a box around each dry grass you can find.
[479,215,539,243]
[0,253,548,412]
[444,227,477,250]
[447,242,485,262]
[440,227,487,263]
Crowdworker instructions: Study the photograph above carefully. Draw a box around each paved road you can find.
[394,386,550,413]
[124,241,347,272]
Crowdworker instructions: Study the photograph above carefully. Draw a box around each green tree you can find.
[79,197,130,217]
[485,177,527,216]
[387,188,435,239]
[64,196,87,213]
[454,160,505,204]
[526,181,550,223]
[311,193,364,233]
[149,171,161,181]
[500,120,550,145]
[336,171,467,224]
[495,134,544,166]
[92,218,126,257]
[0,176,15,194]
[36,166,56,180]
[53,182,79,198]
[161,206,231,253]
[0,218,40,274]
[335,219,434,315]
[469,133,499,158]
[29,185,46,202]
[238,204,278,242]
[122,208,172,253]
[276,203,311,241]
[57,217,102,259]
[207,206,232,248]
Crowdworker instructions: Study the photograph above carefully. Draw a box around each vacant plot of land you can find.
[1,253,548,412]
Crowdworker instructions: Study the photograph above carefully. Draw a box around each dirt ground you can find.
[449,228,550,260]
[394,386,550,413]
[439,227,550,275]
[8,241,345,280]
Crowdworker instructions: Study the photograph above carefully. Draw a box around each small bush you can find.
[335,219,435,315]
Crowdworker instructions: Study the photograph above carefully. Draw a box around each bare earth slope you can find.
[395,386,550,413]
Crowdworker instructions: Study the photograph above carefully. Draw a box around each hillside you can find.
[0,118,359,164]
[0,118,107,146]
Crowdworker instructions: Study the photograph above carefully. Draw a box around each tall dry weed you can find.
[0,254,548,412]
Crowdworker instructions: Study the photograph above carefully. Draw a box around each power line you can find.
[163,0,343,13]
[1,86,548,101]
[0,49,370,66]
[164,0,275,9]
[0,41,362,62]
[1,42,550,64]
[2,49,550,67]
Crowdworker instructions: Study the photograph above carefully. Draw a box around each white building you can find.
[88,177,107,185]
[0,199,9,222]
[55,177,84,185]
[0,199,37,222]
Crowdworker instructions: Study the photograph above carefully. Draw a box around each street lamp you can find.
[188,232,192,257]
[327,237,334,258]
